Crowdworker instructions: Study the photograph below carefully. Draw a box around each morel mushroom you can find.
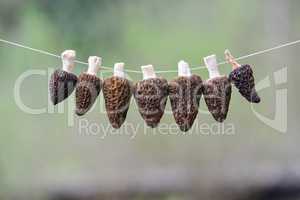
[134,65,168,128]
[203,55,231,122]
[225,49,261,103]
[168,60,203,132]
[103,63,132,129]
[49,50,78,105]
[75,56,102,116]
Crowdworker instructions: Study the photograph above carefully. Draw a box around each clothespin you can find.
[225,49,241,70]
[62,50,76,73]
[141,65,157,80]
[204,55,221,79]
[113,62,125,78]
[178,60,192,77]
[86,56,101,75]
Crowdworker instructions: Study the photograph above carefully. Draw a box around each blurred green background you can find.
[0,0,300,199]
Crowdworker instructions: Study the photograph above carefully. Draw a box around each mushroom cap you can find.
[103,76,132,129]
[203,76,232,122]
[75,73,102,116]
[134,77,168,128]
[168,75,203,131]
[49,69,78,105]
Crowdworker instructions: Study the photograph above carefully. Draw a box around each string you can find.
[190,39,300,71]
[1,37,300,74]
[0,38,111,70]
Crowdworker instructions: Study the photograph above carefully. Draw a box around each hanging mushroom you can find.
[203,55,231,122]
[134,65,168,128]
[49,50,78,105]
[103,63,133,129]
[75,56,102,116]
[168,60,203,132]
[225,49,261,103]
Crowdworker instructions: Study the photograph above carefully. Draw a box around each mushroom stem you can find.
[178,60,192,77]
[225,49,241,70]
[87,56,101,75]
[114,62,125,78]
[141,65,156,80]
[61,50,76,72]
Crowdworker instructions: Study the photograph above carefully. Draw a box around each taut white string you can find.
[190,39,300,71]
[0,38,112,70]
[0,37,300,74]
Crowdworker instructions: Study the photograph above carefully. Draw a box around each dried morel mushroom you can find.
[75,56,102,116]
[49,50,78,105]
[103,63,132,129]
[225,49,260,103]
[203,55,232,122]
[168,61,203,132]
[134,65,168,128]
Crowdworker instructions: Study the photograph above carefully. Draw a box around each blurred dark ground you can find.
[0,0,300,199]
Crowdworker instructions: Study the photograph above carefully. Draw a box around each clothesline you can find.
[0,37,300,74]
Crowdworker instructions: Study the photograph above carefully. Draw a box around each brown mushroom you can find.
[103,63,132,129]
[203,55,231,122]
[134,65,168,128]
[168,61,203,131]
[225,49,260,103]
[49,50,78,105]
[75,56,102,116]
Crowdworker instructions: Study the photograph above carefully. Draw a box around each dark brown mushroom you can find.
[49,50,78,105]
[225,50,260,103]
[168,61,203,131]
[134,65,168,128]
[203,55,231,122]
[103,63,132,129]
[75,56,102,116]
